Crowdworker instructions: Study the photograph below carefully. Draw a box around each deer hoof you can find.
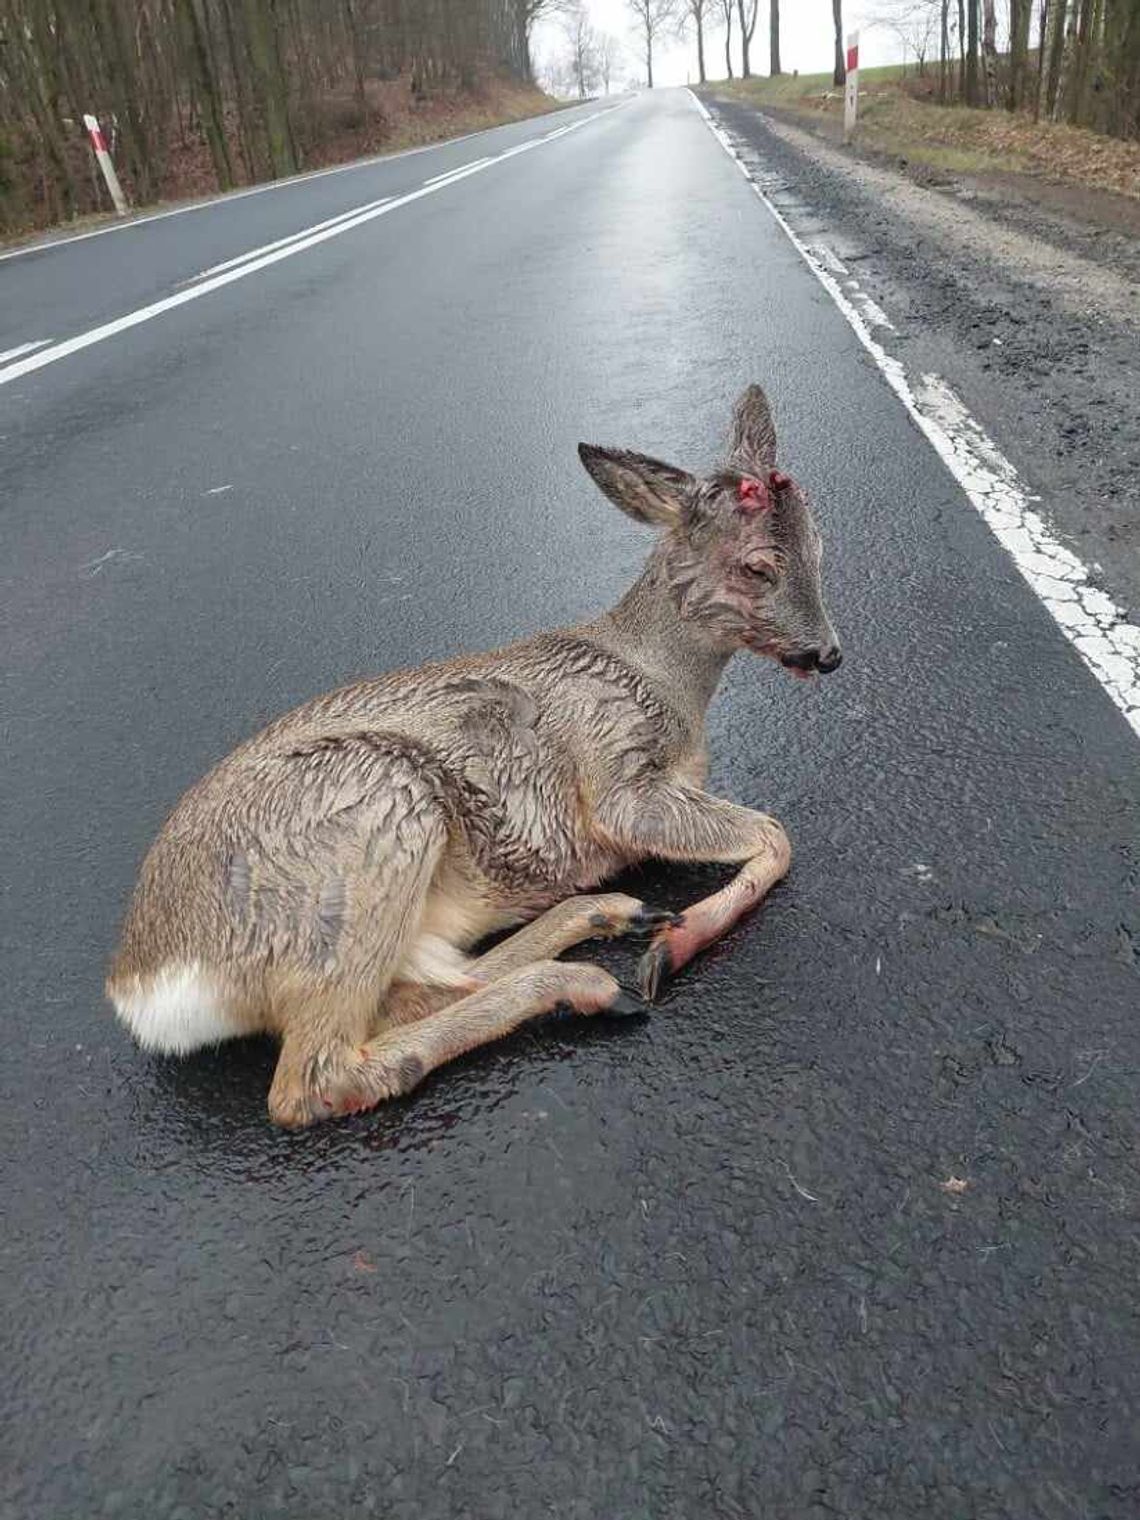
[638,941,673,1003]
[603,986,651,1019]
[627,905,686,936]
[586,900,684,939]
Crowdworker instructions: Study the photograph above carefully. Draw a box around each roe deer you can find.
[108,386,841,1128]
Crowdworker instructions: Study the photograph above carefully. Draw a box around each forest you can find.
[668,2,1140,138]
[4,1,1140,237]
[0,0,559,231]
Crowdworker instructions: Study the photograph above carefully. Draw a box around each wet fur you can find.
[108,385,839,1124]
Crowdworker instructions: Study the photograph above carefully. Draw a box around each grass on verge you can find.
[711,69,1140,199]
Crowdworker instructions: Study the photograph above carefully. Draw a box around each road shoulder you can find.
[702,92,1140,635]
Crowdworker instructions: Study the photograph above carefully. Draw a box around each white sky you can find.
[534,2,913,91]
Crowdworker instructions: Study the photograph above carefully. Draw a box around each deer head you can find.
[579,385,842,677]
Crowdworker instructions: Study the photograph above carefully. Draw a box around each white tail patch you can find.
[111,961,240,1055]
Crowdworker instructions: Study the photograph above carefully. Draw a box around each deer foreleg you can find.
[471,892,680,983]
[595,783,791,1000]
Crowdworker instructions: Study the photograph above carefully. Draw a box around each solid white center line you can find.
[0,104,616,390]
[183,197,393,283]
[0,339,52,364]
[423,156,493,187]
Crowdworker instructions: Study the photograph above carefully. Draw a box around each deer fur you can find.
[108,385,841,1128]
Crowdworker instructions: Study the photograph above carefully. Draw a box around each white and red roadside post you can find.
[844,32,860,144]
[83,113,129,216]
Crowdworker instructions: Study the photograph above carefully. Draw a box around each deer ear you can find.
[577,444,693,529]
[728,384,778,474]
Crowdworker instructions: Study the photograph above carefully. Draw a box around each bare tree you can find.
[1033,0,1050,118]
[598,33,622,93]
[1051,10,1076,119]
[0,0,567,234]
[1008,0,1033,108]
[966,0,981,104]
[683,0,711,84]
[981,0,998,106]
[871,0,940,78]
[718,0,735,77]
[563,1,600,98]
[770,0,781,74]
[1067,0,1100,126]
[509,0,575,84]
[626,0,679,87]
[833,0,846,84]
[736,0,759,77]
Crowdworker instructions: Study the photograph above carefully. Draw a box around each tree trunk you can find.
[1039,0,1057,119]
[737,0,750,78]
[697,13,707,82]
[220,0,261,180]
[90,0,155,200]
[724,5,734,77]
[981,0,998,106]
[647,31,654,88]
[770,0,781,74]
[241,0,298,177]
[832,0,846,85]
[958,0,967,95]
[1008,0,1033,108]
[1045,0,1068,113]
[11,25,77,221]
[176,0,233,190]
[1110,0,1140,137]
[1052,20,1075,117]
[1069,0,1102,124]
[966,0,980,104]
[343,0,367,118]
[940,0,950,101]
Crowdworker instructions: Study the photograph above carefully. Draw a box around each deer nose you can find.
[817,643,843,673]
[781,644,843,674]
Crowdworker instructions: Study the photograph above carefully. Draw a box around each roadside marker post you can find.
[83,114,129,216]
[844,32,859,144]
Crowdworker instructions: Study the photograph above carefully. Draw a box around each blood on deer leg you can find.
[638,839,791,1000]
[593,782,792,1003]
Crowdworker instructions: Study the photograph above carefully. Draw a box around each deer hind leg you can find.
[266,784,453,1129]
[305,959,637,1125]
[271,890,676,1123]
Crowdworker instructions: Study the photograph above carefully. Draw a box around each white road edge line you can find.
[0,339,52,363]
[0,105,612,390]
[0,102,626,266]
[182,196,393,283]
[688,89,1140,740]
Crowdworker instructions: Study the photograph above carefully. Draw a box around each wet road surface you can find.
[2,89,1139,1519]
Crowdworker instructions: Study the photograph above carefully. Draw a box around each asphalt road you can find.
[3,89,1138,1520]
